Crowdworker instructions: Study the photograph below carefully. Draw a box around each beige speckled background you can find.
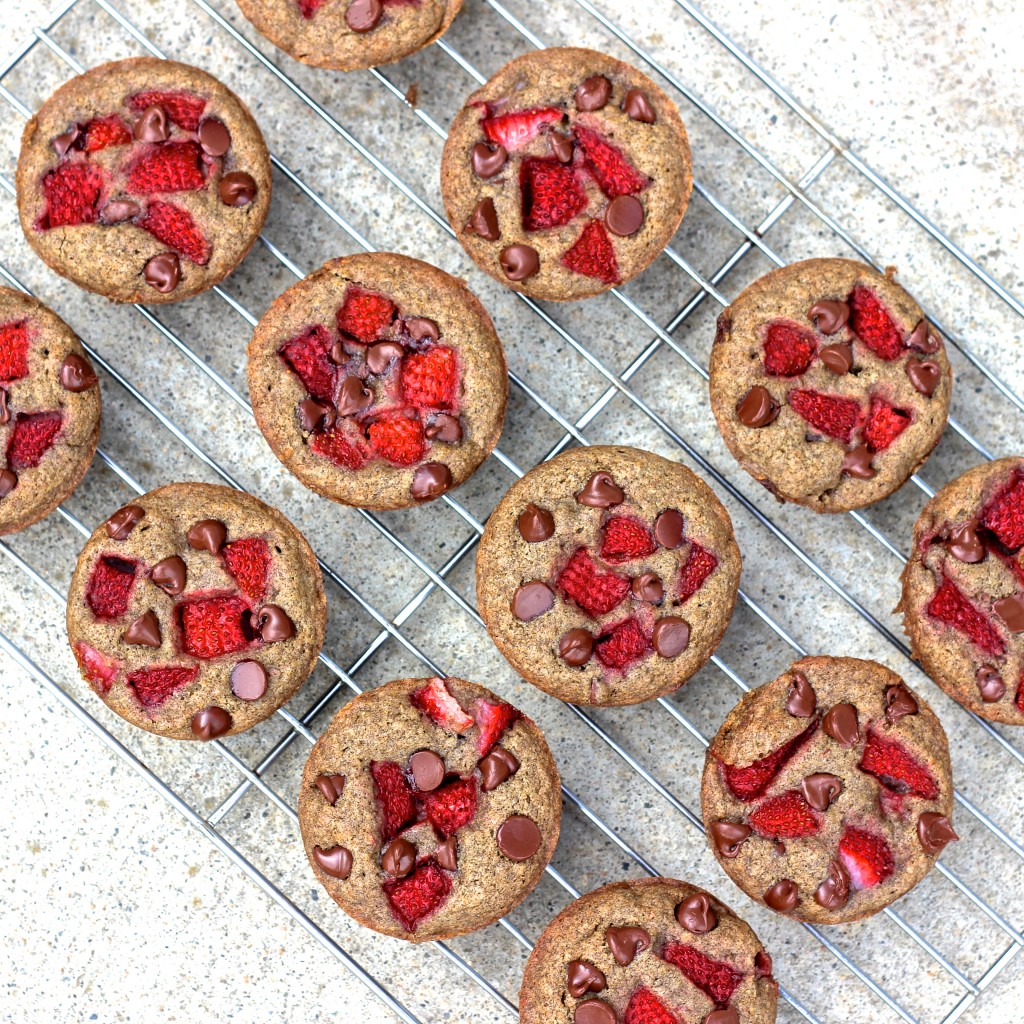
[0,1,1021,1023]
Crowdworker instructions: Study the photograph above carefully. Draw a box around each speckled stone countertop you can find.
[0,1,1021,1022]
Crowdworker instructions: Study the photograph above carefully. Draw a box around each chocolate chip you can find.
[312,844,352,879]
[976,665,1006,702]
[705,1011,739,1024]
[652,616,689,657]
[622,88,656,122]
[884,682,919,722]
[0,468,17,498]
[251,605,296,642]
[786,671,816,717]
[917,812,958,855]
[808,300,850,334]
[191,706,233,741]
[425,414,462,443]
[511,581,554,621]
[736,386,779,427]
[315,773,346,805]
[653,508,684,548]
[122,610,161,648]
[59,353,98,392]
[995,595,1024,632]
[566,961,606,999]
[466,197,500,241]
[471,142,508,178]
[411,462,452,501]
[604,925,650,966]
[559,628,593,666]
[337,376,373,416]
[409,750,445,792]
[188,519,227,554]
[219,171,257,206]
[0,387,9,425]
[198,117,231,157]
[576,471,624,508]
[820,343,854,375]
[604,194,645,237]
[150,556,187,595]
[575,74,611,111]
[814,859,850,910]
[434,837,458,870]
[230,660,268,701]
[948,518,984,563]
[573,1001,616,1024]
[381,837,416,878]
[495,815,541,861]
[345,0,382,31]
[101,199,141,224]
[479,745,519,791]
[329,341,347,365]
[800,773,842,812]
[764,878,800,912]
[500,244,539,282]
[822,703,860,746]
[710,819,751,858]
[144,253,180,293]
[907,319,939,353]
[405,317,439,342]
[52,126,80,156]
[907,359,941,397]
[631,572,663,604]
[518,503,555,542]
[550,132,574,163]
[297,398,337,433]
[676,892,716,933]
[105,504,145,540]
[842,445,876,480]
[366,341,404,374]
[134,105,169,143]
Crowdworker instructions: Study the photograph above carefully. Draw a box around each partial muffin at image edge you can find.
[66,482,326,740]
[297,676,561,941]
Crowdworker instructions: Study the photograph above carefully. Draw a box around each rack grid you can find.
[0,1,1022,1021]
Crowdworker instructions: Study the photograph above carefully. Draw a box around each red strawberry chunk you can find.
[371,761,419,840]
[411,677,474,734]
[336,286,395,342]
[677,543,718,603]
[86,555,139,620]
[1016,673,1024,714]
[309,423,368,469]
[600,516,656,564]
[981,471,1024,551]
[749,790,820,838]
[838,826,894,889]
[368,414,426,466]
[472,698,521,756]
[661,942,743,1006]
[863,397,911,453]
[927,577,1006,656]
[383,860,452,931]
[73,642,121,694]
[296,0,328,15]
[859,731,938,799]
[138,201,211,265]
[849,285,905,361]
[481,106,562,150]
[595,617,650,670]
[222,537,271,604]
[755,950,774,979]
[556,548,630,617]
[401,346,458,410]
[6,411,63,469]
[721,719,818,802]
[41,162,104,229]
[0,320,29,382]
[129,90,206,131]
[423,777,478,837]
[279,324,337,402]
[561,220,621,284]
[763,321,817,377]
[624,987,679,1024]
[789,389,863,444]
[81,114,131,152]
[520,158,587,231]
[127,665,199,708]
[126,141,206,194]
[178,594,252,659]
[574,125,649,198]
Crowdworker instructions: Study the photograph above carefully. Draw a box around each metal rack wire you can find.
[0,1,1021,1021]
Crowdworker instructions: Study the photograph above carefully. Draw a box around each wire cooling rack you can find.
[0,1,1022,1021]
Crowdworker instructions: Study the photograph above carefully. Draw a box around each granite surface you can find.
[0,1,1021,1022]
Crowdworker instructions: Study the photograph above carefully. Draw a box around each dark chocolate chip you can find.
[479,746,519,791]
[495,815,541,861]
[251,605,296,643]
[786,671,816,717]
[405,317,439,342]
[550,131,574,163]
[907,320,939,353]
[198,117,231,157]
[122,610,161,648]
[559,628,593,666]
[917,812,958,855]
[366,341,405,374]
[842,445,876,479]
[337,376,373,416]
[575,74,611,111]
[0,468,16,498]
[315,773,346,805]
[622,88,656,122]
[814,859,850,910]
[230,660,268,701]
[800,773,842,812]
[705,1011,740,1024]
[466,198,500,241]
[710,820,751,858]
[150,556,187,595]
[605,194,644,236]
[995,595,1024,632]
[425,414,462,443]
[907,359,941,397]
[884,683,919,722]
[312,845,352,879]
[652,616,689,657]
[808,300,850,334]
[52,126,80,156]
[822,703,860,746]
[471,142,508,178]
[511,581,554,621]
[676,892,717,933]
[764,879,800,912]
[297,398,337,433]
[976,665,1006,702]
[59,353,98,392]
[219,171,257,206]
[187,518,227,554]
[411,462,453,501]
[736,386,779,427]
[346,0,382,31]
[144,253,180,293]
[604,925,650,966]
[500,244,539,281]
[948,519,984,563]
[631,572,663,604]
[409,750,445,792]
[0,387,9,425]
[105,504,145,540]
[434,837,458,870]
[574,1001,616,1024]
[576,471,624,508]
[381,837,416,878]
[567,961,606,998]
[101,199,141,224]
[819,343,854,375]
[191,706,232,741]
[653,508,684,548]
[518,503,555,542]
[134,105,169,143]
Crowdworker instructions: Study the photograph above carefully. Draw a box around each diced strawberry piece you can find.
[222,537,270,604]
[368,414,426,466]
[561,220,620,285]
[138,201,211,265]
[309,424,368,469]
[6,411,62,470]
[86,555,139,620]
[720,719,818,802]
[411,677,474,734]
[126,665,199,708]
[1016,673,1024,715]
[556,547,630,617]
[624,987,679,1024]
[40,162,104,228]
[600,516,656,564]
[859,731,938,799]
[0,320,29,382]
[927,577,1006,656]
[763,321,817,377]
[370,760,418,841]
[661,942,743,1006]
[863,397,910,453]
[178,594,252,659]
[401,346,458,410]
[383,860,452,931]
[481,106,562,150]
[594,617,650,670]
[336,286,395,343]
[129,90,206,131]
[81,114,131,152]
[472,698,521,756]
[423,777,478,837]
[296,0,327,15]
[749,790,820,838]
[981,471,1024,551]
[677,543,718,603]
[755,950,774,979]
[838,826,894,889]
[73,642,121,694]
[279,324,337,402]
[849,285,905,361]
[520,158,587,230]
[789,389,863,444]
[126,141,206,194]
[574,125,649,198]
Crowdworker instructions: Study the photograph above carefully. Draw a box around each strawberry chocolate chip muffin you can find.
[297,676,561,941]
[709,258,952,513]
[17,58,271,303]
[520,878,778,1024]
[66,483,326,740]
[235,0,463,71]
[476,446,741,706]
[248,253,507,509]
[701,657,956,925]
[0,287,100,535]
[899,457,1024,725]
[440,47,692,301]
